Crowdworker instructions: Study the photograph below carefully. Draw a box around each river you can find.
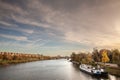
[0,59,119,80]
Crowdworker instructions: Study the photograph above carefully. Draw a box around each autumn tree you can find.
[0,52,3,60]
[101,50,110,63]
[70,52,93,64]
[71,52,76,61]
[92,48,100,62]
[86,53,93,63]
[112,49,120,65]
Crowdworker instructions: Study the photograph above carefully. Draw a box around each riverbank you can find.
[0,52,65,66]
[105,66,120,77]
[97,63,120,77]
[0,59,40,66]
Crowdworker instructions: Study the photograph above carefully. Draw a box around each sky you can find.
[0,0,120,56]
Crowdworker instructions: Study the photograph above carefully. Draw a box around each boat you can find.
[79,64,108,77]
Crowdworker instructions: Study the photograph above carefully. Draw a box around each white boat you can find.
[79,64,108,76]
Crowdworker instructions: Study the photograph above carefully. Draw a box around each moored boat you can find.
[79,64,108,77]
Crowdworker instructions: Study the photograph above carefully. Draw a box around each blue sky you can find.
[0,0,120,56]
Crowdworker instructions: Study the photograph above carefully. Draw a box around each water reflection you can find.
[0,59,119,80]
[109,75,117,80]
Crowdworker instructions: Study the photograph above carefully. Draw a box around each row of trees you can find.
[0,52,56,61]
[92,48,120,64]
[71,52,93,64]
[71,48,120,66]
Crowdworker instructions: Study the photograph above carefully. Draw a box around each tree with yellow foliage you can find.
[101,50,110,63]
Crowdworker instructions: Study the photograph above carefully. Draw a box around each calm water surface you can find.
[0,59,119,80]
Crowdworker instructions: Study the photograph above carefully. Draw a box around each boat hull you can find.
[79,67,108,77]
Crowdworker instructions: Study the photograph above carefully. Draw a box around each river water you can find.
[0,59,119,80]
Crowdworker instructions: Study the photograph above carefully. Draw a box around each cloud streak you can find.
[0,34,28,41]
[0,21,34,34]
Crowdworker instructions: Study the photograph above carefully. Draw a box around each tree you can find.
[92,48,100,62]
[0,53,3,60]
[107,50,112,63]
[101,50,110,63]
[71,52,76,61]
[86,53,93,63]
[112,49,120,64]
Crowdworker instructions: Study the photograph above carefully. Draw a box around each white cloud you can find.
[0,21,34,34]
[0,1,28,16]
[0,21,16,27]
[14,27,34,34]
[11,14,51,28]
[0,34,28,41]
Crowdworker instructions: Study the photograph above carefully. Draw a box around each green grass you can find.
[105,66,120,77]
[0,59,40,65]
[86,62,120,77]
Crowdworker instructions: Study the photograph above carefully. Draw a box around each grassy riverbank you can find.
[97,63,120,77]
[105,66,120,77]
[92,63,120,77]
[0,59,41,65]
[0,52,63,66]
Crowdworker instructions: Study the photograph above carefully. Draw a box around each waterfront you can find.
[0,59,119,80]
